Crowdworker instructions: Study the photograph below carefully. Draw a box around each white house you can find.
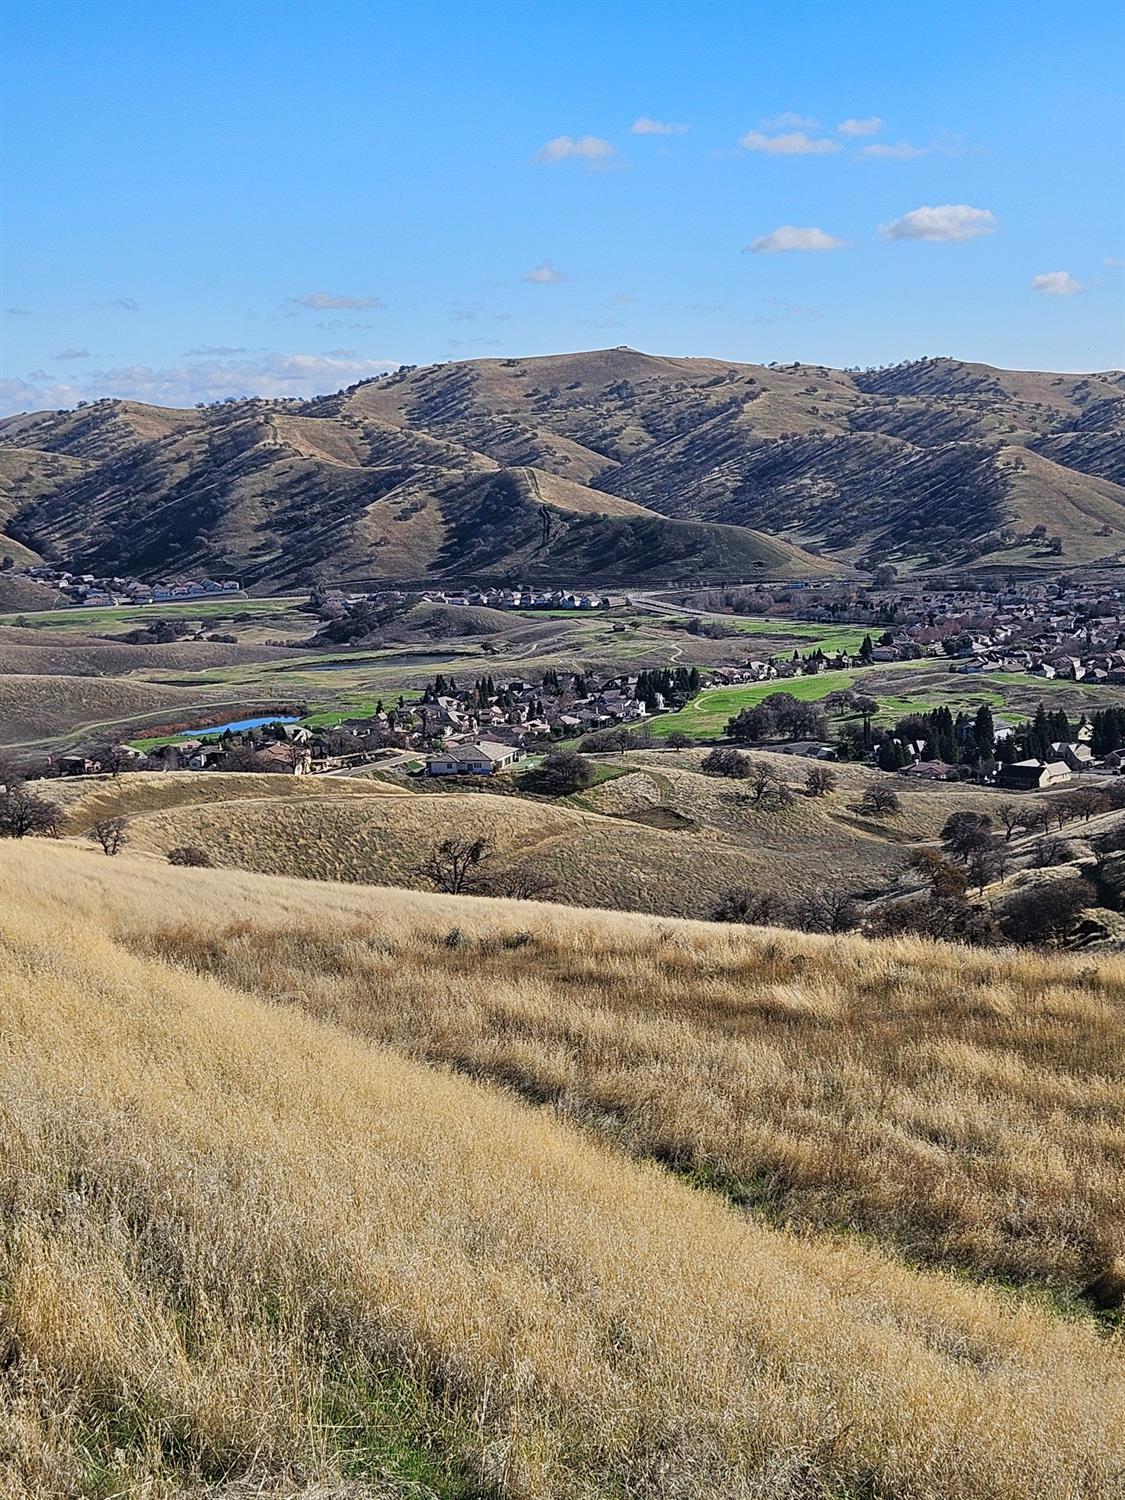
[424,741,521,776]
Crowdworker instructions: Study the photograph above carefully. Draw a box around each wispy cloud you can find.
[761,112,819,130]
[103,298,139,311]
[1105,256,1125,268]
[741,129,840,156]
[1031,270,1082,296]
[862,141,928,159]
[183,344,247,356]
[610,291,637,305]
[54,347,91,360]
[575,317,624,329]
[522,261,567,284]
[629,116,689,135]
[0,351,399,417]
[534,135,614,164]
[290,291,384,311]
[448,337,502,350]
[837,116,884,137]
[879,204,997,242]
[5,307,31,316]
[746,225,844,253]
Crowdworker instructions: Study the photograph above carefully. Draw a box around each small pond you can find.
[179,714,300,738]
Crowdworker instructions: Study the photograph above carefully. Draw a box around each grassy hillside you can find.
[4,349,1120,584]
[0,388,833,588]
[0,838,1122,1498]
[50,757,1012,917]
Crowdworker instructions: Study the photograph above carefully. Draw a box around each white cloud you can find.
[746,225,844,253]
[183,344,247,356]
[610,291,637,305]
[522,261,567,284]
[837,116,884,137]
[1105,256,1125,268]
[862,141,928,159]
[290,291,384,310]
[741,130,840,156]
[1031,270,1082,296]
[761,112,819,130]
[879,204,997,242]
[534,135,614,163]
[54,347,91,360]
[630,116,688,135]
[0,351,399,417]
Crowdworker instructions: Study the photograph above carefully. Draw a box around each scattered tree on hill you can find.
[701,747,750,778]
[860,782,901,816]
[747,761,793,807]
[0,786,65,839]
[994,802,1024,842]
[88,817,128,857]
[418,835,495,895]
[477,863,557,901]
[519,751,594,797]
[1000,878,1096,946]
[664,730,694,749]
[711,887,788,925]
[805,765,837,797]
[794,890,862,933]
[941,811,994,862]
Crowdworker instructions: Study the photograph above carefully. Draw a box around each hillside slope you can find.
[3,348,1121,584]
[0,838,1122,1498]
[0,387,833,588]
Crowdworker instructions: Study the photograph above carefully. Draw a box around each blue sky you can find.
[2,0,1123,414]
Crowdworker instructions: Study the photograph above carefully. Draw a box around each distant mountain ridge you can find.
[1,348,1122,586]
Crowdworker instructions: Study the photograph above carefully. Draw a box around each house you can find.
[424,741,521,776]
[903,759,960,781]
[1049,741,1096,773]
[996,759,1072,792]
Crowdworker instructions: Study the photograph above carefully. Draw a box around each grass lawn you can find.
[647,669,860,739]
[723,618,871,655]
[0,597,304,630]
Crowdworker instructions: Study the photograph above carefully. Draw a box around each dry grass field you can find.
[44,757,1022,920]
[0,839,1123,1499]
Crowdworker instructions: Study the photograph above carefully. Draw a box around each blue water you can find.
[179,714,300,738]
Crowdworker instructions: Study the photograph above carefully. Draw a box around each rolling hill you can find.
[0,836,1122,1498]
[2,348,1121,587]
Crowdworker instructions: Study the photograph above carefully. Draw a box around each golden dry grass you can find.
[43,769,408,835]
[1,840,1123,1498]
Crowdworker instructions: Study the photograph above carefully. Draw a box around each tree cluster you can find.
[726,691,828,745]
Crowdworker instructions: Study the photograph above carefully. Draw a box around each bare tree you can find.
[0,786,65,839]
[88,817,128,856]
[712,887,789,925]
[419,835,495,894]
[994,802,1024,842]
[794,889,861,933]
[479,862,557,901]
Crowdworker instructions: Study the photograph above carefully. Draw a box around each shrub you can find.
[1000,879,1097,946]
[168,845,214,867]
[711,887,789,926]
